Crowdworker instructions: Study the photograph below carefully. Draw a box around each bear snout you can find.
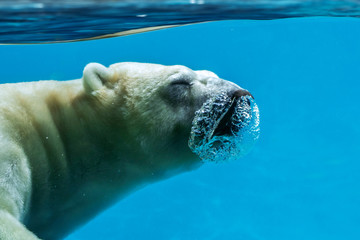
[232,89,254,100]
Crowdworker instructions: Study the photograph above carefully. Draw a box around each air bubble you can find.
[189,92,260,163]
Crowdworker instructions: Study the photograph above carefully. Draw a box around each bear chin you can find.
[188,91,260,163]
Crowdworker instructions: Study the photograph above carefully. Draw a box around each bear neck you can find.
[22,80,201,239]
[35,79,199,195]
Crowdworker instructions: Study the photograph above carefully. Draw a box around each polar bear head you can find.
[82,62,258,166]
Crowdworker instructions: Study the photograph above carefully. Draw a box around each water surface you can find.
[1,0,360,43]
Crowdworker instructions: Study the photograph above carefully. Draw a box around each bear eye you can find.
[163,77,192,105]
[170,79,192,87]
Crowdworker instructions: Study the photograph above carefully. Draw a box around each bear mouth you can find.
[212,97,238,137]
[188,91,260,162]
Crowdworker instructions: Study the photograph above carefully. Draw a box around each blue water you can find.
[1,17,360,239]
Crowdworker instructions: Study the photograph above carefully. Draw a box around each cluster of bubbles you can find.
[188,91,260,163]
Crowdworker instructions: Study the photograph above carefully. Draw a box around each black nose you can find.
[232,89,254,99]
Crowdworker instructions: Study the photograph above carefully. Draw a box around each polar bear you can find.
[0,62,253,240]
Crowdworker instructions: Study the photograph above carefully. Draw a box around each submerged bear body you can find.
[0,62,253,239]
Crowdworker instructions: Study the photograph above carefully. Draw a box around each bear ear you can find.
[82,62,115,94]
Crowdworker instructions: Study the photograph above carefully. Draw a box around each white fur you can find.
[0,62,243,239]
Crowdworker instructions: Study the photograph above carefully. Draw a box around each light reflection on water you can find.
[1,0,360,43]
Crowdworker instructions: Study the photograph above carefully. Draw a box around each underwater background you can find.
[1,16,360,240]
